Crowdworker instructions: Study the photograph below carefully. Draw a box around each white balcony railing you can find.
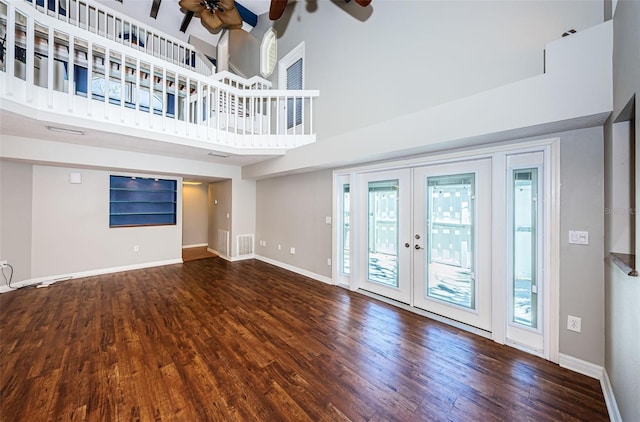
[0,0,319,151]
[21,0,214,76]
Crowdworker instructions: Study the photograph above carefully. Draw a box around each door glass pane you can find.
[342,184,350,275]
[426,174,475,309]
[513,169,538,328]
[368,180,399,287]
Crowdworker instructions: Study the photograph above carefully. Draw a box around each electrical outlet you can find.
[133,245,140,252]
[327,258,331,266]
[567,315,582,333]
[568,230,589,245]
[278,244,281,251]
[290,247,296,255]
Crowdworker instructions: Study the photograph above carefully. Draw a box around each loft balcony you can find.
[0,0,319,158]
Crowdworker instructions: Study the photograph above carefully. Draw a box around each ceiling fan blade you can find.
[178,0,206,13]
[200,10,223,31]
[354,0,371,6]
[217,0,243,28]
[269,0,288,20]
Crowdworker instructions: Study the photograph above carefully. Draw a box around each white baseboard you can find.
[559,353,604,379]
[0,258,183,294]
[254,255,334,285]
[559,355,622,421]
[216,253,254,262]
[182,243,208,249]
[600,369,622,422]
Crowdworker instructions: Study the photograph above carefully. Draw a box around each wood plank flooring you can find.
[182,246,217,262]
[0,258,609,421]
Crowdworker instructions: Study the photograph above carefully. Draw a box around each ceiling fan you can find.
[178,0,243,32]
[179,0,373,32]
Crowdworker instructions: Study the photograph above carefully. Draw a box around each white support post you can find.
[47,26,54,108]
[149,63,154,128]
[104,47,109,119]
[215,88,220,137]
[185,75,190,136]
[206,84,212,139]
[276,96,280,137]
[309,95,313,135]
[119,53,125,123]
[173,74,178,134]
[134,56,140,125]
[68,34,74,111]
[161,67,167,131]
[25,14,34,103]
[86,41,93,116]
[195,79,201,138]
[5,5,15,93]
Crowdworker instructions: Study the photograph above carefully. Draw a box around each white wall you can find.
[245,20,613,179]
[0,160,33,285]
[605,261,640,421]
[558,127,605,366]
[605,1,640,420]
[255,169,333,277]
[271,0,603,142]
[208,180,232,257]
[231,177,256,258]
[29,165,182,280]
[182,183,209,247]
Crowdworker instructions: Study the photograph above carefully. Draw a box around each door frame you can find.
[413,159,493,332]
[333,138,560,363]
[356,169,412,304]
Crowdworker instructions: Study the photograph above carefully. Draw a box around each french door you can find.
[358,160,491,331]
[343,144,554,356]
[413,159,492,331]
[358,169,412,303]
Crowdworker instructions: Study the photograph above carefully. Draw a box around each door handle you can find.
[415,244,423,250]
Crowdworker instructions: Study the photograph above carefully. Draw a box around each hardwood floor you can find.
[182,246,217,262]
[0,258,609,421]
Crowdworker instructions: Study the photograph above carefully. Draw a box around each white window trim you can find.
[278,42,305,90]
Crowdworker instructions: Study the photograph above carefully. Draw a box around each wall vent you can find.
[218,229,230,256]
[237,234,254,256]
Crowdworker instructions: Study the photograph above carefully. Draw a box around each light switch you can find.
[325,216,332,224]
[568,230,589,245]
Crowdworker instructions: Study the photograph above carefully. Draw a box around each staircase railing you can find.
[22,0,214,76]
[0,0,319,151]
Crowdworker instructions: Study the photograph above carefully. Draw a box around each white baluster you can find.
[68,34,74,111]
[47,26,54,108]
[103,47,109,119]
[86,40,92,116]
[25,13,34,103]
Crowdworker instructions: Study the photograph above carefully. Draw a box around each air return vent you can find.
[218,229,230,256]
[237,234,255,256]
